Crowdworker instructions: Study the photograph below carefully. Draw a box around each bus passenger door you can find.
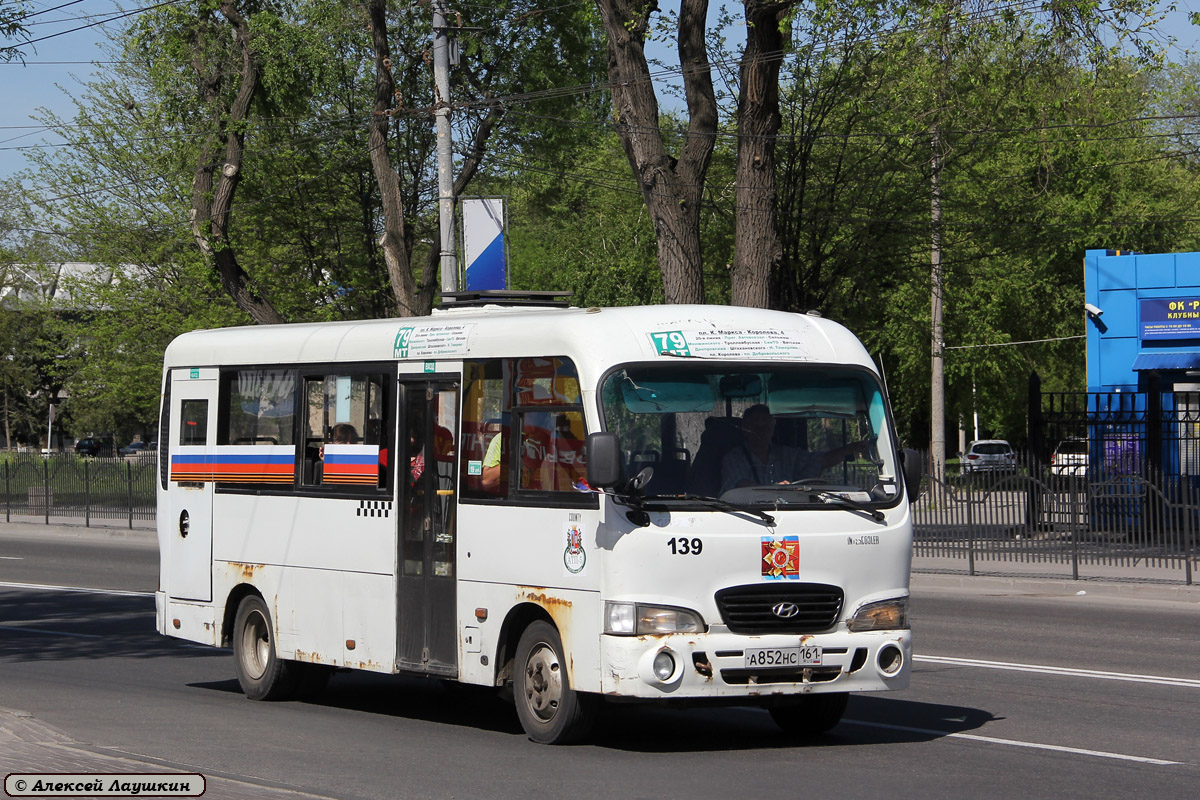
[166,369,218,602]
[397,379,460,676]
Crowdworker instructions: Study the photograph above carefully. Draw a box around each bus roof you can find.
[162,304,877,378]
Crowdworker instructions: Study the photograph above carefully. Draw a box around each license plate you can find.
[744,646,822,668]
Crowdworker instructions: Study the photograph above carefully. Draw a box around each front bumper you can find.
[598,627,911,700]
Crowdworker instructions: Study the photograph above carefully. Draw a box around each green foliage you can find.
[496,130,662,305]
[0,0,29,62]
[6,0,1200,450]
[760,1,1198,446]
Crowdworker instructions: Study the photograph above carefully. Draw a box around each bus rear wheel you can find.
[769,693,849,737]
[514,621,596,744]
[233,594,298,701]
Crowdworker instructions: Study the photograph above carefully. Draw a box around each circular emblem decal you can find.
[564,524,586,574]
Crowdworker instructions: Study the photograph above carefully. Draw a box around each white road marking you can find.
[842,720,1183,765]
[0,624,100,638]
[0,581,152,598]
[916,654,1200,689]
[0,556,24,560]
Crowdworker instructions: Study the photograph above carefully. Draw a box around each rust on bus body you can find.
[516,586,577,685]
[228,561,266,581]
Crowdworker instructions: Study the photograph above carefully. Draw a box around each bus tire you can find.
[513,620,596,745]
[769,692,849,737]
[232,594,296,701]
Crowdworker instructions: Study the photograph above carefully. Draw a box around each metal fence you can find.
[3,442,1197,583]
[913,449,1198,584]
[1,453,157,527]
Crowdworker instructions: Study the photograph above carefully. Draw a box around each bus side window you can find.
[180,400,208,446]
[462,361,508,498]
[300,372,391,491]
[461,358,590,501]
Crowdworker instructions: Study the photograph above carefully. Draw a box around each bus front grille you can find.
[715,584,844,634]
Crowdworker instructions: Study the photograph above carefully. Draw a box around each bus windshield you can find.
[600,365,900,506]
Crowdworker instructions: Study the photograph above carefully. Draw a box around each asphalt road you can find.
[1,527,1197,800]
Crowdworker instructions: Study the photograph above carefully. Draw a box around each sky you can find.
[1,1,1199,182]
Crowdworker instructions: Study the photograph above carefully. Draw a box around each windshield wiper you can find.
[640,493,775,526]
[784,485,885,523]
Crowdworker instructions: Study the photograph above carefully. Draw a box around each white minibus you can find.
[155,296,920,744]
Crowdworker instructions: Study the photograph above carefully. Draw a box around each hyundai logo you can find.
[771,602,800,619]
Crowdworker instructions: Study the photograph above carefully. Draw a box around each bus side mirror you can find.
[586,432,623,489]
[900,448,922,503]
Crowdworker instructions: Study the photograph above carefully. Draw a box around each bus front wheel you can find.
[233,594,297,701]
[513,621,596,744]
[769,692,849,737]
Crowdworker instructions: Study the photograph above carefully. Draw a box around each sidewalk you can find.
[911,553,1200,602]
[0,708,333,800]
[0,516,155,541]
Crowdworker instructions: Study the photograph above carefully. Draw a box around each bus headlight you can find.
[604,602,705,635]
[847,597,909,632]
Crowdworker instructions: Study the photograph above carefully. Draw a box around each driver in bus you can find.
[720,404,867,493]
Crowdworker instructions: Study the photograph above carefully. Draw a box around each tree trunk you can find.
[595,0,716,304]
[365,0,419,317]
[731,1,793,309]
[188,3,285,326]
[365,3,506,316]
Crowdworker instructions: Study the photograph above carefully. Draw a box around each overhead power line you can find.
[9,0,88,24]
[0,0,188,52]
[944,335,1086,350]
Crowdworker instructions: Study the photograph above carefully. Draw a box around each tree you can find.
[497,128,663,306]
[0,0,29,62]
[184,1,286,324]
[730,0,796,308]
[365,0,606,315]
[594,0,717,303]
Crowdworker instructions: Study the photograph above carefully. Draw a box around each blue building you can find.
[1082,249,1200,483]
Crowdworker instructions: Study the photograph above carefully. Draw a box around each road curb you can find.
[0,520,156,543]
[911,570,1200,603]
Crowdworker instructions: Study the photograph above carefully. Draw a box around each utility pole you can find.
[432,0,458,293]
[930,125,945,482]
[46,402,55,454]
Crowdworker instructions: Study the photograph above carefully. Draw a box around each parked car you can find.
[961,439,1016,474]
[1050,438,1089,476]
[118,440,156,457]
[74,437,114,457]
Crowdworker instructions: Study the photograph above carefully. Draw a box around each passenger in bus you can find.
[326,423,357,447]
[480,432,503,492]
[407,416,434,487]
[316,423,357,483]
[720,405,866,493]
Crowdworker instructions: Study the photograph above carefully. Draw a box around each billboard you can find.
[462,197,507,291]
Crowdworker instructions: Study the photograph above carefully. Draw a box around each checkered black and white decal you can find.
[357,500,392,518]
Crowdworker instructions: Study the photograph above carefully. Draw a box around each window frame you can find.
[213,362,396,498]
[460,356,598,509]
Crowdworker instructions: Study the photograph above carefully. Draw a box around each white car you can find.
[961,439,1016,474]
[1050,439,1088,476]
